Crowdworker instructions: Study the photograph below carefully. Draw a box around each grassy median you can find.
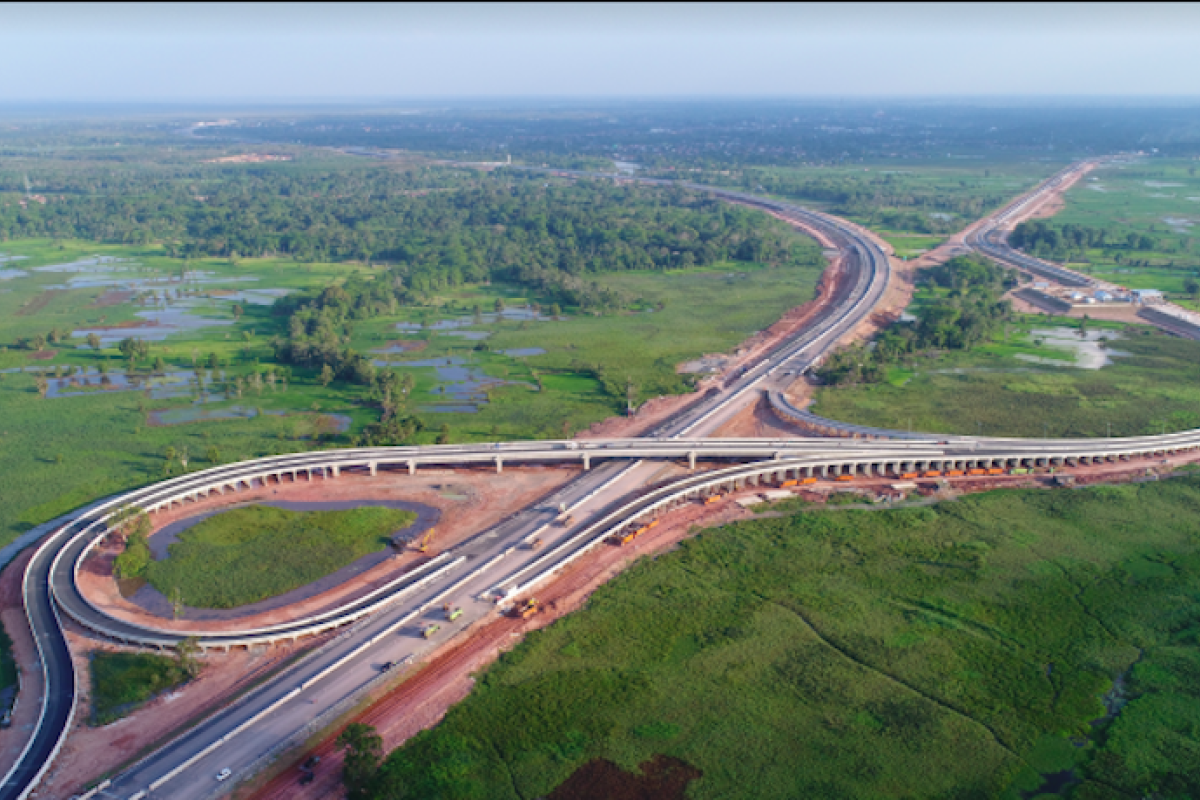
[143,505,416,609]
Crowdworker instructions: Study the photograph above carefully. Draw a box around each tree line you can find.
[816,255,1016,386]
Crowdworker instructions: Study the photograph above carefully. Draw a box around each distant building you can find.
[1133,289,1165,304]
[1094,290,1113,302]
[1033,281,1051,290]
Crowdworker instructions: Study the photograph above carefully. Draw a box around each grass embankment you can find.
[811,324,1200,437]
[371,480,1200,800]
[143,505,416,609]
[90,651,188,725]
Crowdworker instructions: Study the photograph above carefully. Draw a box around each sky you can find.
[2,2,1199,102]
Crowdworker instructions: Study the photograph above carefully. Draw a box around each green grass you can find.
[373,480,1200,800]
[811,321,1200,437]
[90,651,188,725]
[143,505,416,609]
[1042,158,1200,300]
[0,235,823,548]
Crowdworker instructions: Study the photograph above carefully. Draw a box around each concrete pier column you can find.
[582,453,591,470]
[804,466,814,478]
[688,451,696,470]
[369,462,378,477]
[331,465,340,477]
[407,460,416,475]
[495,457,503,474]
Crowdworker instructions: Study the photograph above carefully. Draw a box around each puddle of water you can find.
[500,348,546,357]
[443,330,491,340]
[394,305,559,334]
[0,269,27,280]
[374,356,534,408]
[417,404,480,414]
[35,367,228,400]
[32,256,135,273]
[1016,327,1130,370]
[1145,181,1184,188]
[0,255,28,264]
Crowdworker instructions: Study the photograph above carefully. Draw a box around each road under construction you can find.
[6,156,1182,800]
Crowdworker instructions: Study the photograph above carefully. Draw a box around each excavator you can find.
[408,528,436,553]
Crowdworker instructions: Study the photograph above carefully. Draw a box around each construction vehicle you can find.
[557,514,574,527]
[422,623,441,638]
[447,607,463,621]
[1010,468,1030,476]
[900,472,919,479]
[704,494,723,505]
[967,468,987,476]
[780,479,798,488]
[409,528,435,553]
[923,470,942,478]
[987,468,1004,475]
[525,537,543,550]
[509,597,539,619]
[835,474,853,482]
[946,470,964,477]
[799,477,817,485]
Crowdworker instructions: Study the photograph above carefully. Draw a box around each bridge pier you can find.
[688,451,696,471]
[369,462,377,477]
[495,457,503,474]
[583,453,591,470]
[331,465,339,477]
[407,460,416,475]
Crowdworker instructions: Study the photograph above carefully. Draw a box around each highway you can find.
[2,178,894,800]
[9,157,1195,800]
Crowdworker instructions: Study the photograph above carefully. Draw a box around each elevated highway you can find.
[3,176,895,800]
[12,158,1191,800]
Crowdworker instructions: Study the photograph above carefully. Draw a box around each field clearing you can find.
[373,480,1200,799]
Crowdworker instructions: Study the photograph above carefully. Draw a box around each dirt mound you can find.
[546,755,702,800]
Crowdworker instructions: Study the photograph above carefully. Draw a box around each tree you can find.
[205,445,221,464]
[86,332,102,351]
[153,356,167,373]
[34,376,49,398]
[232,303,244,321]
[207,352,219,369]
[494,296,505,313]
[337,723,383,800]
[319,364,335,387]
[1185,277,1200,301]
[32,334,46,352]
[437,423,451,445]
[174,636,201,677]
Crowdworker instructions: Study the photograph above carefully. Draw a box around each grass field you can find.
[0,235,824,548]
[143,505,416,609]
[1048,158,1200,303]
[90,651,188,725]
[810,319,1200,438]
[372,480,1200,800]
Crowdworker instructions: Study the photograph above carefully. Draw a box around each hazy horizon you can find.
[2,2,1199,102]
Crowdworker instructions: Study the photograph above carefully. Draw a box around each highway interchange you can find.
[6,156,1190,800]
